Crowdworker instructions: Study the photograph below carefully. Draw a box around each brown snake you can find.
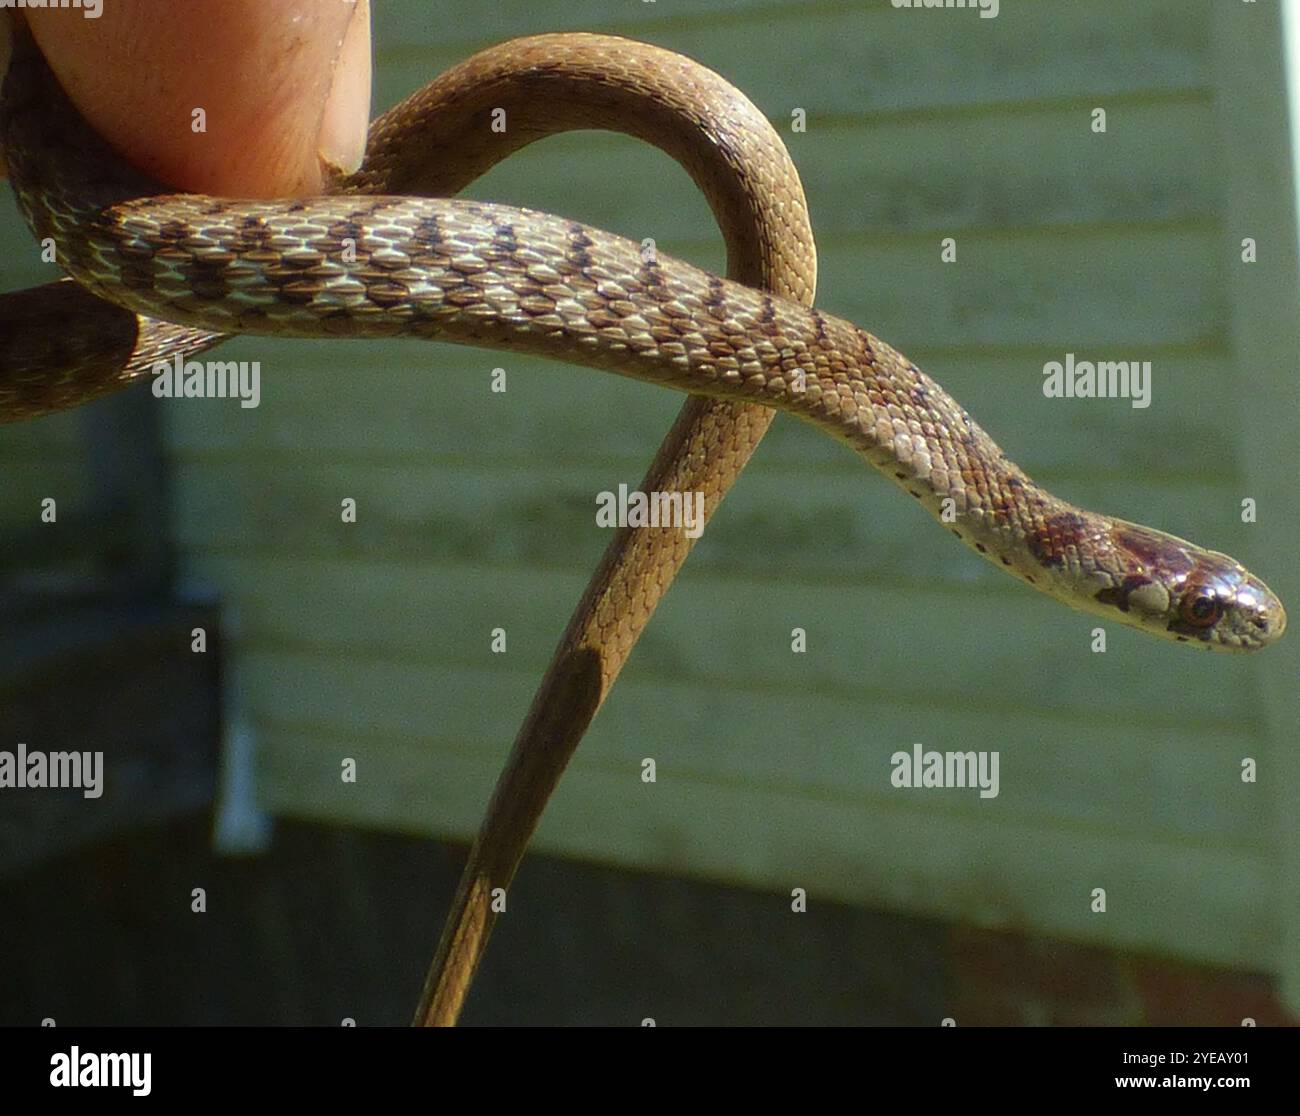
[0,24,1286,1025]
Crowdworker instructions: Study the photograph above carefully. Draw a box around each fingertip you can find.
[317,0,370,176]
[20,0,369,197]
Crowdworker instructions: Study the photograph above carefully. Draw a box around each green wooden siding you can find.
[3,0,1298,991]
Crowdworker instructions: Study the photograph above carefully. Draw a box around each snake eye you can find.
[1179,589,1223,628]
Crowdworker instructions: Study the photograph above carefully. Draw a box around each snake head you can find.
[1095,522,1286,650]
[1164,555,1286,650]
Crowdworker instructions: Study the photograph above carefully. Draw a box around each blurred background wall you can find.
[2,0,1298,1025]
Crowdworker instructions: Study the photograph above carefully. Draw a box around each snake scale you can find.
[0,23,1285,1024]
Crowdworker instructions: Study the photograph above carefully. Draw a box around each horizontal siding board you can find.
[815,229,1227,351]
[182,554,1266,727]
[377,0,1211,117]
[172,458,1257,597]
[0,462,88,521]
[407,99,1219,242]
[166,344,1240,483]
[792,99,1222,237]
[0,412,84,454]
[255,724,1270,970]
[239,655,1264,844]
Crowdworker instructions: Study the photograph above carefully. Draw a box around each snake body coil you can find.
[0,26,1284,651]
